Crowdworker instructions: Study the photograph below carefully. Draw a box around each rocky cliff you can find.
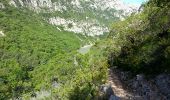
[5,0,139,36]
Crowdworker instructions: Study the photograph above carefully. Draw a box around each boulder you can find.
[99,84,114,99]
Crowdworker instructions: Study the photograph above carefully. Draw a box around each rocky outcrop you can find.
[114,68,170,100]
[8,0,138,13]
[0,3,5,9]
[8,0,139,20]
[49,17,109,36]
[128,74,162,100]
[98,84,115,100]
[7,0,139,36]
[155,74,170,99]
[0,31,5,37]
[8,0,111,36]
[9,0,53,12]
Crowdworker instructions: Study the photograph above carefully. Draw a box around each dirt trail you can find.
[107,68,134,100]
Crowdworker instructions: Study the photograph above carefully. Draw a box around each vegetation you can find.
[1,0,170,99]
[38,0,121,27]
[0,1,108,99]
[106,0,170,75]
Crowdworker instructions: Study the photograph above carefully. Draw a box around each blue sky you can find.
[123,0,146,5]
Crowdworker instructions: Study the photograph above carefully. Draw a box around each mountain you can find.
[2,0,170,100]
[89,0,170,99]
[0,0,143,99]
[8,0,139,36]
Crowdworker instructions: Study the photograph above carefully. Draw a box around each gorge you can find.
[0,0,170,100]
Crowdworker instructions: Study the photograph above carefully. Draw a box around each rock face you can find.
[9,0,138,14]
[155,74,170,99]
[115,69,170,100]
[99,84,115,100]
[129,75,162,100]
[109,95,120,100]
[8,0,139,36]
[49,17,109,36]
[0,3,5,9]
[9,0,53,11]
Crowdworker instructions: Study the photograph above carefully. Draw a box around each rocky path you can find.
[107,68,134,100]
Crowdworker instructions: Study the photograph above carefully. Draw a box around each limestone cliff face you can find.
[9,0,138,16]
[0,3,5,9]
[7,0,138,36]
[9,0,83,12]
[9,0,53,11]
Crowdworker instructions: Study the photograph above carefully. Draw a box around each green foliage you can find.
[0,3,108,100]
[38,0,121,26]
[0,5,84,99]
[148,0,170,7]
[107,0,170,75]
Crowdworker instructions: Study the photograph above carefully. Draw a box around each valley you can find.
[0,0,170,100]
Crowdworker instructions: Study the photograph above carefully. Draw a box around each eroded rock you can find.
[116,69,170,100]
[109,95,120,100]
[49,17,109,36]
[99,84,114,100]
[0,3,5,9]
[155,74,170,98]
[0,31,5,37]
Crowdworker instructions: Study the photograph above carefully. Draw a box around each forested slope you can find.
[89,0,170,99]
[105,0,170,74]
[1,0,170,99]
[0,2,107,99]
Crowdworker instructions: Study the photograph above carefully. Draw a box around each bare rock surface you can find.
[0,3,5,9]
[102,67,170,100]
[0,31,5,37]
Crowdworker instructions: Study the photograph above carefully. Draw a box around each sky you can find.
[123,0,147,5]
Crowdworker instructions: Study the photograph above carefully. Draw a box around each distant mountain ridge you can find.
[8,0,139,36]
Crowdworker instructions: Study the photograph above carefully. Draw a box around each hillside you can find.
[0,1,101,99]
[108,0,170,74]
[8,0,138,36]
[0,0,117,99]
[1,0,170,100]
[91,0,170,99]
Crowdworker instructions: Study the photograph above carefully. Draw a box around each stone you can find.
[109,95,120,100]
[108,70,170,99]
[120,71,130,81]
[0,31,5,37]
[136,74,144,81]
[49,17,109,36]
[9,0,17,7]
[0,3,5,9]
[155,74,170,96]
[99,84,114,99]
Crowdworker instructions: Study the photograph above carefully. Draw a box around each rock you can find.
[149,92,161,100]
[99,84,114,99]
[109,69,170,99]
[49,17,109,36]
[132,81,139,89]
[52,81,60,88]
[136,74,144,81]
[0,3,5,9]
[0,31,5,37]
[155,74,170,96]
[9,0,17,7]
[109,95,120,100]
[120,71,130,81]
